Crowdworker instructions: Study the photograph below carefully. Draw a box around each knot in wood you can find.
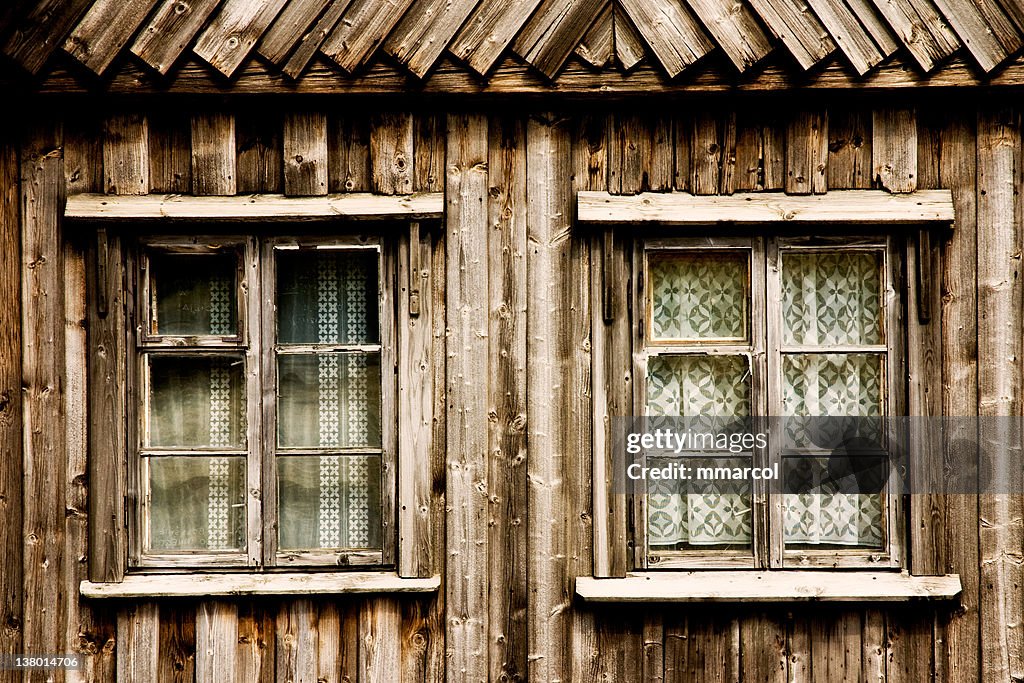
[226,36,240,49]
[174,2,189,14]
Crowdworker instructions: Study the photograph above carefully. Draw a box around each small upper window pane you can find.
[150,253,238,337]
[648,251,749,342]
[277,250,379,345]
[782,250,883,346]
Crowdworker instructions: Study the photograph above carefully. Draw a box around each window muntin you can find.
[133,235,394,569]
[637,235,901,570]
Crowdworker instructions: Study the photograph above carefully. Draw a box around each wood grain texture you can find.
[360,598,402,681]
[827,109,872,189]
[785,110,827,194]
[283,111,328,196]
[191,112,237,195]
[20,124,68,672]
[276,599,317,683]
[329,116,370,192]
[609,113,673,195]
[320,0,417,72]
[104,113,150,195]
[193,0,289,76]
[449,0,547,76]
[117,603,160,682]
[513,0,608,79]
[279,0,353,79]
[867,0,960,71]
[383,0,483,78]
[257,0,332,63]
[872,108,917,192]
[196,602,237,683]
[735,109,785,191]
[525,112,572,683]
[747,0,835,68]
[237,109,283,193]
[1,0,94,74]
[157,604,196,683]
[976,107,1024,683]
[0,136,21,669]
[237,603,275,683]
[414,114,445,193]
[932,0,1021,72]
[148,110,193,194]
[130,0,226,75]
[805,0,887,74]
[617,0,715,78]
[445,112,490,683]
[370,113,414,195]
[845,0,900,54]
[63,0,161,75]
[691,110,737,194]
[576,2,614,69]
[83,573,441,597]
[682,0,774,71]
[613,7,646,70]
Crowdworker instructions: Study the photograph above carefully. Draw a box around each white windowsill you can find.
[81,572,440,599]
[575,571,961,603]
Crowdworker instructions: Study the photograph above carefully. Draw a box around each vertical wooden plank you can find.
[316,603,341,683]
[0,133,21,674]
[400,600,429,683]
[117,603,160,682]
[484,115,528,683]
[445,112,490,683]
[237,110,283,194]
[360,599,402,682]
[414,114,445,193]
[525,112,573,683]
[276,600,317,683]
[593,610,642,682]
[371,113,414,196]
[808,608,861,683]
[103,113,149,195]
[742,612,788,682]
[339,602,360,683]
[21,122,67,675]
[976,106,1024,683]
[939,112,980,683]
[283,112,328,196]
[886,615,934,683]
[861,609,886,683]
[789,612,811,683]
[872,108,918,193]
[691,111,738,195]
[238,603,275,683]
[735,110,785,192]
[673,114,691,193]
[785,111,828,195]
[642,613,664,682]
[148,110,192,194]
[65,115,104,195]
[191,112,237,196]
[157,604,197,683]
[196,602,238,683]
[328,117,371,193]
[827,109,872,189]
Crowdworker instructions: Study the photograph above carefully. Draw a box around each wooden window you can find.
[632,234,903,570]
[130,234,396,570]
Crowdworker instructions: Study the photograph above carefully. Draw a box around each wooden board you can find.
[236,109,283,194]
[577,189,955,225]
[193,0,289,77]
[513,0,608,79]
[191,112,237,195]
[873,108,917,193]
[576,2,614,69]
[617,0,715,78]
[195,602,237,682]
[104,113,150,195]
[130,0,226,75]
[370,113,414,195]
[747,0,836,69]
[1,0,94,74]
[328,116,370,192]
[319,0,417,72]
[785,110,828,194]
[932,0,1021,72]
[117,604,160,681]
[65,192,444,221]
[283,111,328,196]
[576,573,963,602]
[383,0,483,79]
[613,7,646,70]
[63,0,162,75]
[682,0,774,71]
[868,0,960,71]
[448,0,547,76]
[82,573,440,598]
[256,0,332,63]
[279,0,352,79]
[805,0,888,75]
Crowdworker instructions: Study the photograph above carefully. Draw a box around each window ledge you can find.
[575,571,961,603]
[81,572,440,599]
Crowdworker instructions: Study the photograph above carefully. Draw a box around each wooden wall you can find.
[0,98,1020,683]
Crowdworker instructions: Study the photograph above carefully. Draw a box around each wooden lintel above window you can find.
[576,190,955,227]
[64,193,444,223]
[575,571,962,603]
[81,572,440,599]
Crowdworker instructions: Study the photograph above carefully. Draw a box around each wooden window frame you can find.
[127,232,399,572]
[631,233,903,572]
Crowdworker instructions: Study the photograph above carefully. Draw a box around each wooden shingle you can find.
[64,0,162,75]
[867,0,960,72]
[746,0,836,70]
[280,0,353,78]
[576,2,615,69]
[932,0,1021,72]
[2,0,95,74]
[617,0,715,78]
[193,0,290,77]
[804,0,887,74]
[130,0,227,75]
[383,0,484,78]
[614,7,646,70]
[844,0,899,55]
[257,0,333,64]
[449,0,547,76]
[320,0,417,72]
[513,0,608,79]
[682,0,774,71]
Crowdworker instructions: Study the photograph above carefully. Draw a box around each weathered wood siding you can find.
[0,101,1020,682]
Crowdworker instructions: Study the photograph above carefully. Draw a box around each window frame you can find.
[630,232,905,572]
[127,232,398,571]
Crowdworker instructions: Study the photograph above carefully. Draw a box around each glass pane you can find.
[782,353,883,417]
[646,355,751,418]
[277,249,379,345]
[647,456,753,550]
[148,356,245,449]
[149,456,245,551]
[782,250,883,346]
[150,253,237,336]
[278,353,382,449]
[783,457,884,548]
[278,455,382,550]
[648,251,748,341]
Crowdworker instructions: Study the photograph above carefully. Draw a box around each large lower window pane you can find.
[781,250,883,346]
[150,253,238,336]
[277,249,379,345]
[278,353,382,449]
[149,456,245,551]
[647,456,753,550]
[647,354,751,418]
[783,457,884,548]
[148,356,246,449]
[278,455,382,551]
[648,251,749,342]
